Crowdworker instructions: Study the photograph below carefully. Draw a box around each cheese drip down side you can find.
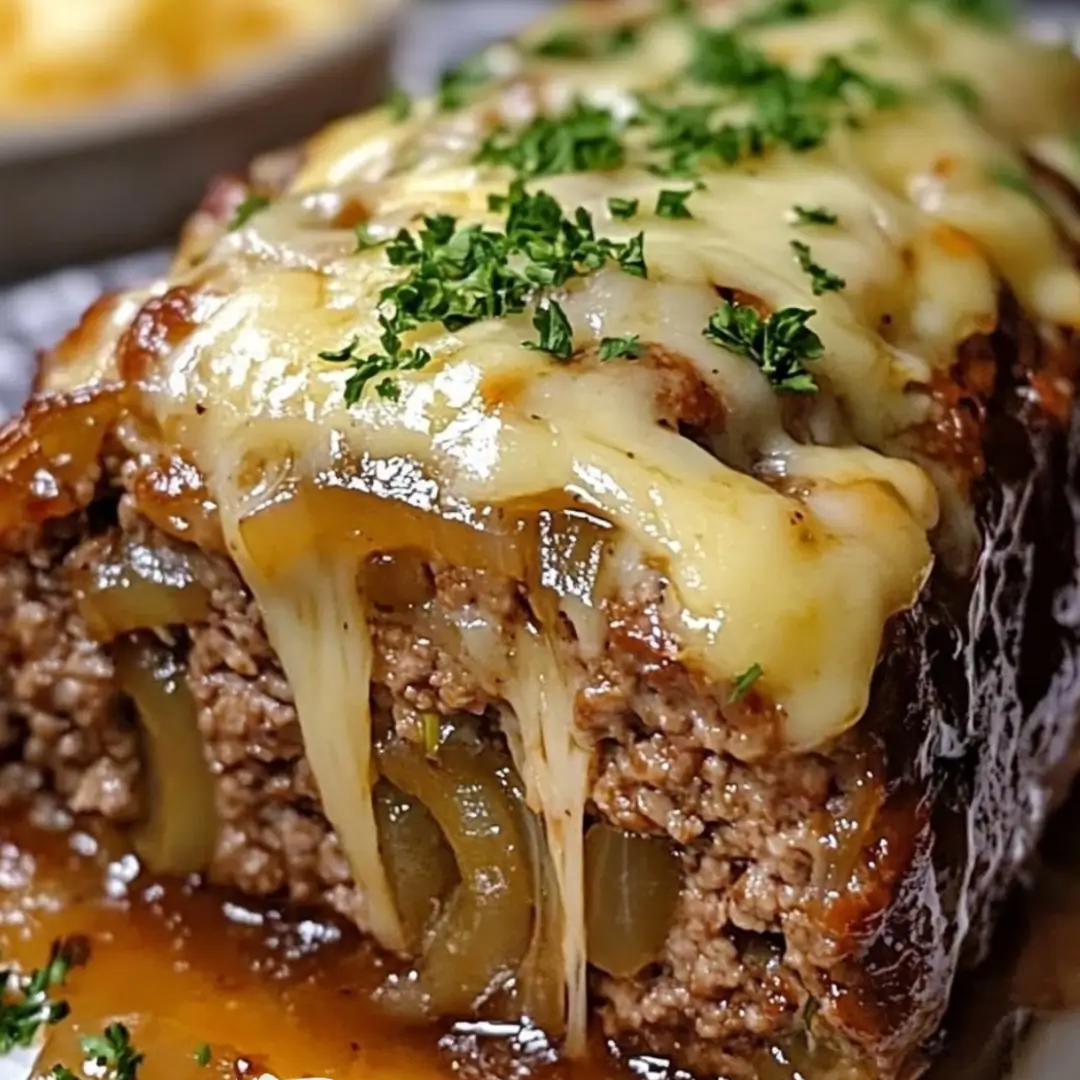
[502,625,591,1053]
[28,0,1080,1046]
[223,519,406,954]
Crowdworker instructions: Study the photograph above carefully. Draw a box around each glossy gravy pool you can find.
[4,803,1080,1080]
[0,817,622,1080]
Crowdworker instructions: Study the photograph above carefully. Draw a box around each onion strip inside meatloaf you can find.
[5,1,1080,1077]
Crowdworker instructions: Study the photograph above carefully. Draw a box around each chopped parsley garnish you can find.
[532,23,640,59]
[930,0,1013,27]
[375,378,403,401]
[476,100,626,179]
[533,28,590,58]
[737,0,842,27]
[991,164,1035,197]
[598,334,644,361]
[937,75,981,113]
[656,188,694,219]
[437,51,493,111]
[637,42,902,177]
[608,196,640,220]
[524,300,575,360]
[790,204,838,226]
[729,663,764,702]
[194,1043,212,1067]
[81,1022,143,1080]
[384,87,412,122]
[321,183,647,403]
[790,240,846,294]
[704,301,822,393]
[1,938,85,1054]
[47,1068,79,1080]
[228,194,269,231]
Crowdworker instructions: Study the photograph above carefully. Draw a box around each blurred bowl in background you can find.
[0,0,404,282]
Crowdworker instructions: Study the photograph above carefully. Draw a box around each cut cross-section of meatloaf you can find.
[5,2,1080,1078]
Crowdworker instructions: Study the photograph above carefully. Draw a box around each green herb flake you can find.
[80,1022,143,1080]
[790,240,846,294]
[932,0,1014,28]
[937,75,981,113]
[318,337,361,365]
[608,196,640,220]
[533,28,589,58]
[704,301,822,393]
[228,194,270,232]
[738,0,842,27]
[790,204,838,226]
[729,663,764,702]
[375,378,402,401]
[1,938,86,1055]
[384,87,412,122]
[991,164,1035,197]
[598,334,644,361]
[533,23,640,59]
[437,52,493,111]
[656,188,694,219]
[46,1068,80,1080]
[524,300,575,360]
[475,100,626,179]
[323,184,648,403]
[617,232,648,278]
[194,1044,211,1068]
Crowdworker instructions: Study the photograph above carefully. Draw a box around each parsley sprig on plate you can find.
[46,1022,145,1080]
[320,183,647,401]
[1,938,86,1054]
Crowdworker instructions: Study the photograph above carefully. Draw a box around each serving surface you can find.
[4,1,1080,1078]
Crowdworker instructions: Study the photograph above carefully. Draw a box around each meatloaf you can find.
[5,1,1080,1077]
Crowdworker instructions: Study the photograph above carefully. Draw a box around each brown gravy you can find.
[5,797,1080,1080]
[0,816,621,1080]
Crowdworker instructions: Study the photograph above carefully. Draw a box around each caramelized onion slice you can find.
[72,533,211,641]
[584,823,682,979]
[0,386,125,537]
[373,779,459,953]
[115,637,218,876]
[239,467,612,614]
[375,736,534,1016]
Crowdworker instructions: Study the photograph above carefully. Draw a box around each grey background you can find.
[0,0,1076,417]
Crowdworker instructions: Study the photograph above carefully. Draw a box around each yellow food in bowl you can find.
[0,0,354,119]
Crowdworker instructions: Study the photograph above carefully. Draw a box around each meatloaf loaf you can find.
[4,0,1080,1076]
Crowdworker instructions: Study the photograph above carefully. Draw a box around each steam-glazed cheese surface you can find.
[30,0,1080,1037]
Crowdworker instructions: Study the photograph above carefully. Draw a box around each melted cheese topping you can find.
[34,0,1080,1035]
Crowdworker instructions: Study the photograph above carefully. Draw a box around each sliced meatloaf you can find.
[5,1,1080,1078]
